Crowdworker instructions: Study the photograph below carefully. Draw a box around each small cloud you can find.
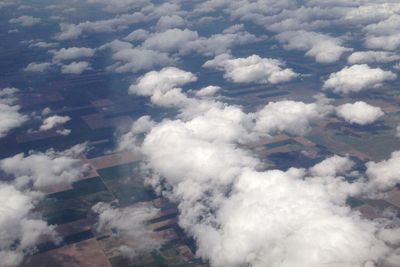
[24,62,52,72]
[9,15,41,26]
[61,61,91,74]
[336,101,384,125]
[39,115,71,131]
[52,47,95,62]
[203,54,298,84]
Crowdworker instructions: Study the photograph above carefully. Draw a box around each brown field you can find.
[82,113,133,131]
[20,238,112,267]
[55,218,94,237]
[19,91,64,107]
[294,136,316,147]
[358,204,380,220]
[16,129,66,143]
[385,188,400,209]
[86,150,141,170]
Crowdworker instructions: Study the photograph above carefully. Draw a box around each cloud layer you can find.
[120,67,400,267]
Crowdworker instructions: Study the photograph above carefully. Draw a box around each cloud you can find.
[119,115,155,151]
[61,61,91,74]
[323,64,397,94]
[55,1,185,41]
[24,62,52,72]
[124,29,149,42]
[39,115,71,131]
[52,47,95,62]
[276,30,352,63]
[0,183,58,267]
[195,85,221,97]
[0,88,28,138]
[28,41,58,49]
[155,15,186,31]
[363,14,400,51]
[0,144,89,266]
[104,26,260,73]
[122,67,400,266]
[347,51,400,64]
[92,202,163,258]
[129,67,197,97]
[0,144,88,190]
[9,15,40,26]
[365,34,400,51]
[203,54,298,84]
[55,13,146,40]
[142,28,199,53]
[100,40,174,73]
[86,0,151,12]
[336,101,384,125]
[366,150,400,191]
[254,99,331,136]
[309,155,354,177]
[140,27,260,57]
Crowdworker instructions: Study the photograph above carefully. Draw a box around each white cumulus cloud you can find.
[203,54,298,84]
[323,64,397,94]
[276,30,352,63]
[336,101,384,125]
[0,88,28,138]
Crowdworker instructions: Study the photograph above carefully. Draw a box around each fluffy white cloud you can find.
[61,61,91,74]
[254,99,330,135]
[0,88,28,138]
[24,62,52,72]
[155,15,186,31]
[123,68,399,267]
[101,40,174,73]
[310,155,354,177]
[198,168,388,267]
[366,150,400,191]
[365,34,400,51]
[363,14,400,51]
[142,28,199,53]
[141,27,259,56]
[203,54,298,84]
[92,202,162,258]
[0,144,88,266]
[104,26,259,73]
[124,29,149,42]
[52,47,95,62]
[336,101,384,125]
[129,67,197,96]
[323,64,397,94]
[9,15,40,26]
[276,30,352,63]
[39,115,71,131]
[119,115,155,151]
[0,183,58,267]
[0,145,88,189]
[195,85,221,97]
[347,51,400,64]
